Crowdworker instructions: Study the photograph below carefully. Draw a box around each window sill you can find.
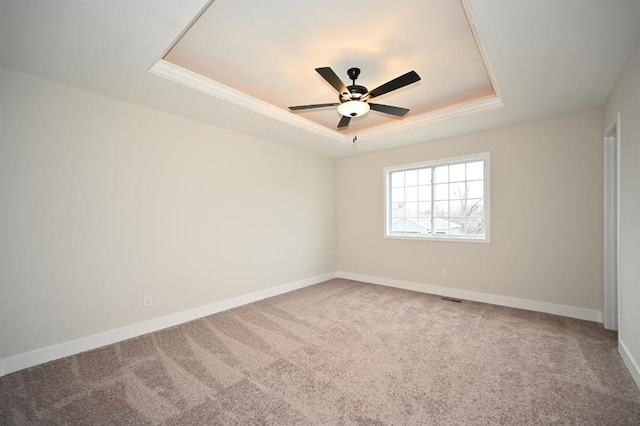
[384,234,490,243]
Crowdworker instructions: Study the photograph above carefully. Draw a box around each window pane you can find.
[468,181,484,198]
[449,199,465,217]
[391,187,404,203]
[465,217,484,235]
[434,183,449,200]
[418,168,431,185]
[403,217,420,233]
[434,201,448,217]
[433,217,450,234]
[418,185,431,201]
[449,163,465,182]
[465,199,483,217]
[418,217,431,234]
[405,169,418,186]
[418,201,431,217]
[392,203,405,218]
[391,171,405,188]
[391,218,404,233]
[404,202,418,217]
[449,218,464,234]
[449,182,466,200]
[467,161,484,180]
[434,165,448,183]
[405,186,418,202]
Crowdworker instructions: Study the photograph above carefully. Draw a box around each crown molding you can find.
[149,60,349,143]
[149,2,503,144]
[461,0,501,99]
[356,96,504,140]
[151,58,504,142]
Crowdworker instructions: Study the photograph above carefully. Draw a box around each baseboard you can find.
[0,272,336,377]
[337,271,602,323]
[0,270,605,377]
[619,339,640,390]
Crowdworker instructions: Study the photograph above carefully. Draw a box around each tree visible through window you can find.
[385,153,489,241]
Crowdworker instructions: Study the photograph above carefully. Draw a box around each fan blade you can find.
[316,67,349,96]
[369,70,421,99]
[289,103,339,111]
[337,115,351,128]
[369,103,410,117]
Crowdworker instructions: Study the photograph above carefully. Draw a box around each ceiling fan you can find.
[289,67,421,129]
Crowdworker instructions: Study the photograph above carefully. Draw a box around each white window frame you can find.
[384,152,490,243]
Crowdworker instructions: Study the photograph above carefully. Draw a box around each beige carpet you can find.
[1,279,639,425]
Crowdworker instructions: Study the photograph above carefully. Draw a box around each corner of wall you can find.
[619,339,640,390]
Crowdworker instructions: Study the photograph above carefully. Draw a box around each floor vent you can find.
[441,297,462,303]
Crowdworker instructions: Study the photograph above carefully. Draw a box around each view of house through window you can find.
[385,153,489,241]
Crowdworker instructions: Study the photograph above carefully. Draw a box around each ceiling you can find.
[1,0,639,158]
[162,0,497,135]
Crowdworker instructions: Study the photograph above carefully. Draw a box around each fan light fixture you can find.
[338,100,370,117]
[289,67,420,129]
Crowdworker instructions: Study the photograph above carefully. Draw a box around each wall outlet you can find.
[143,295,152,308]
[441,269,448,279]
[304,263,309,271]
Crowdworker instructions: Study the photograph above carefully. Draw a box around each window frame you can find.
[383,152,491,243]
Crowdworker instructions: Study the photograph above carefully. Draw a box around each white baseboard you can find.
[337,271,602,322]
[619,339,640,390]
[0,272,336,377]
[0,271,606,377]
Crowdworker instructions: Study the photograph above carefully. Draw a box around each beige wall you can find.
[0,66,336,360]
[604,37,640,385]
[337,109,604,311]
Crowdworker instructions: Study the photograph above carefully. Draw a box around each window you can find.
[384,153,490,242]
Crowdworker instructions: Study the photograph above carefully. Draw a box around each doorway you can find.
[603,117,619,331]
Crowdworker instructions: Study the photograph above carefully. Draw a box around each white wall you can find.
[337,109,604,312]
[0,66,336,361]
[604,37,640,387]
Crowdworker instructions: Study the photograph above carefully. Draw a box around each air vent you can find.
[441,297,462,303]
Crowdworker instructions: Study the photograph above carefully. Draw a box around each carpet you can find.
[1,278,639,425]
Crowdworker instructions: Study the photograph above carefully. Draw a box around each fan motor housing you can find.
[340,85,368,103]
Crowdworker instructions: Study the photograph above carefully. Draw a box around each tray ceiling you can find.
[2,0,638,157]
[156,0,501,139]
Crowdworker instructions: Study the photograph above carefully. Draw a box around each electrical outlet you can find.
[441,269,448,279]
[143,295,152,307]
[304,263,309,271]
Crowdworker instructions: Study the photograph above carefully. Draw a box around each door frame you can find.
[603,114,620,331]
